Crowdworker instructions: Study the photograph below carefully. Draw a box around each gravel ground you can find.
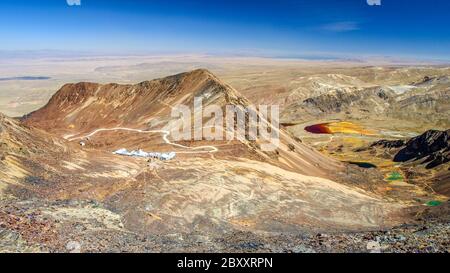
[1,199,448,253]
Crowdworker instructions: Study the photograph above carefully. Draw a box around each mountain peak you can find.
[23,70,342,178]
[23,69,238,132]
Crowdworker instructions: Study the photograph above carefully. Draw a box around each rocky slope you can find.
[276,70,450,129]
[394,130,450,168]
[0,70,417,252]
[365,130,450,197]
[281,86,394,122]
[370,129,450,169]
[0,113,71,194]
[24,69,343,178]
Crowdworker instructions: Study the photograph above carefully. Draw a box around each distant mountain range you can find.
[0,76,51,81]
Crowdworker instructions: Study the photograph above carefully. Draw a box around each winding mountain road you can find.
[65,127,219,154]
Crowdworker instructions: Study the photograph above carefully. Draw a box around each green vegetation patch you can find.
[426,200,443,207]
[387,171,403,181]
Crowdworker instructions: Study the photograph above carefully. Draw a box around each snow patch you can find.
[113,148,176,161]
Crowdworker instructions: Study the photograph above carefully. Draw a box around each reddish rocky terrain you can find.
[0,70,447,253]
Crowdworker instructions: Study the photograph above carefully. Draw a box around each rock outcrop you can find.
[394,130,450,169]
[369,130,450,169]
[371,139,405,149]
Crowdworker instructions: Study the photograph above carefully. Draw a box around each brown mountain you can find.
[24,69,343,178]
[369,129,450,169]
[1,70,408,252]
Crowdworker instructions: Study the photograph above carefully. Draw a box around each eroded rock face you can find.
[368,130,450,169]
[414,75,450,87]
[282,87,394,122]
[394,129,450,169]
[371,139,405,149]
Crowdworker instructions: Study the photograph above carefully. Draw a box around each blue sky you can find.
[1,0,450,60]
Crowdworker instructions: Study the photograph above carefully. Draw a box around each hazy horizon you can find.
[1,0,450,61]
